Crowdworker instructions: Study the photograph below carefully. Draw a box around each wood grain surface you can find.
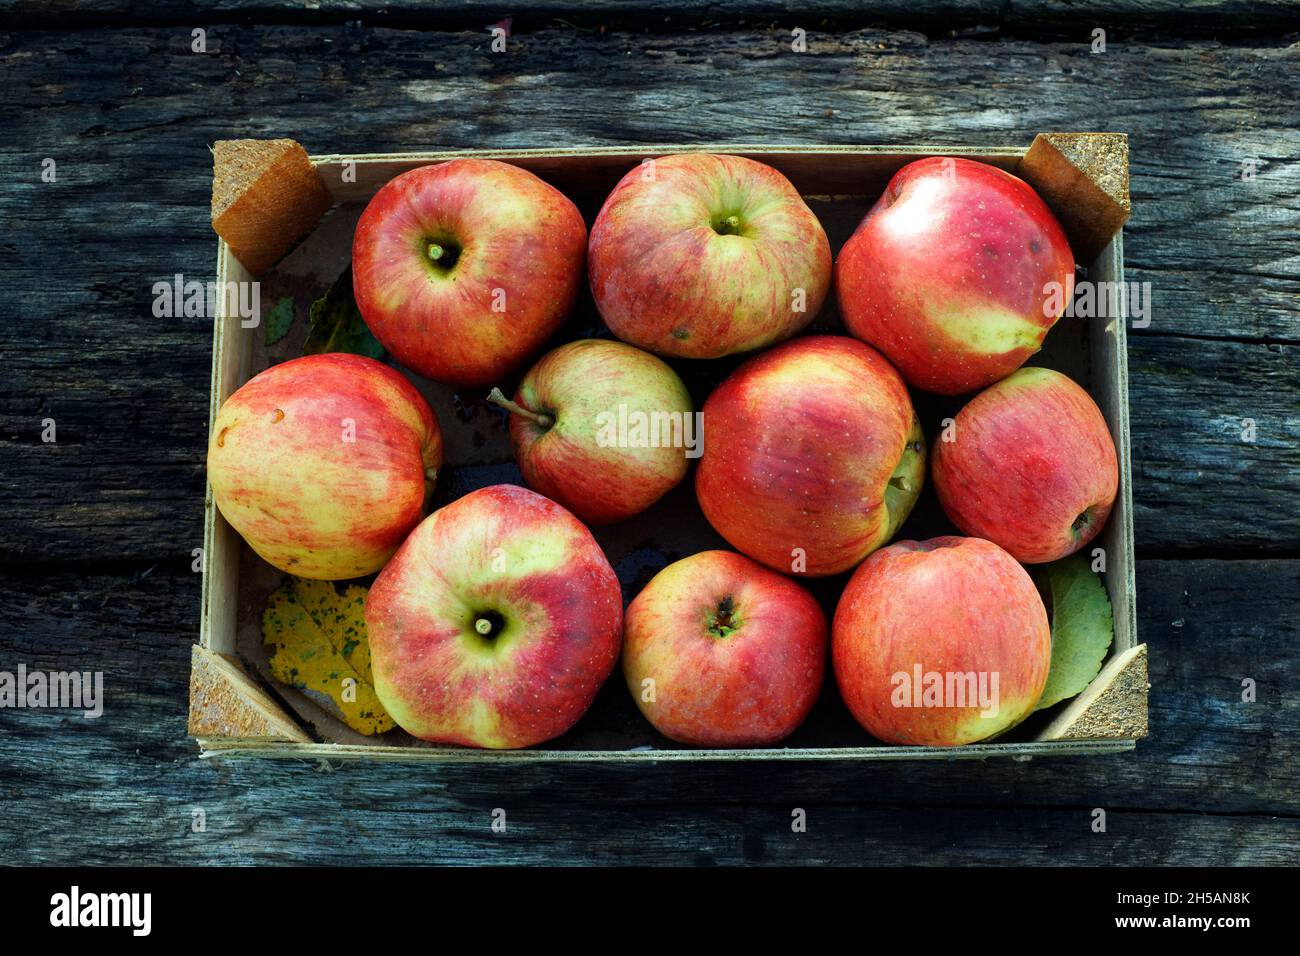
[0,8,1296,865]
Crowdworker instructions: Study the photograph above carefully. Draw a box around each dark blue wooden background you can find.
[1,1,1297,865]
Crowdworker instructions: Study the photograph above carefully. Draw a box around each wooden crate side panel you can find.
[308,144,1027,204]
[199,240,253,658]
[196,738,1135,763]
[1090,233,1137,656]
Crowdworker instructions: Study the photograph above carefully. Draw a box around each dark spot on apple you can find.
[272,408,285,423]
[672,328,691,340]
[1030,239,1042,254]
[1072,509,1092,533]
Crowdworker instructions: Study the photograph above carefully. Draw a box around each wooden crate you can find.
[192,137,1146,762]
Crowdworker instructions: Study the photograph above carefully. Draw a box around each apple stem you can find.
[474,617,494,636]
[487,387,553,429]
[715,214,743,236]
[427,242,445,262]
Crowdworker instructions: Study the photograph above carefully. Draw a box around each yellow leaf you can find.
[261,577,395,736]
[289,578,376,680]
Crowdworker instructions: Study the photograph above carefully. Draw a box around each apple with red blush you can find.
[833,536,1052,746]
[366,485,623,749]
[695,336,925,577]
[836,156,1075,395]
[623,550,827,746]
[931,366,1119,563]
[589,152,831,359]
[207,353,441,580]
[353,159,587,387]
[487,338,694,525]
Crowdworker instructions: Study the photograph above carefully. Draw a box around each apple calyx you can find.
[487,387,554,429]
[706,594,742,639]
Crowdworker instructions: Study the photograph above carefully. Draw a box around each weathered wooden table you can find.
[2,2,1297,865]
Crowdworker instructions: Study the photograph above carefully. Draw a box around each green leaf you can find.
[1035,553,1115,710]
[303,266,385,359]
[264,297,296,346]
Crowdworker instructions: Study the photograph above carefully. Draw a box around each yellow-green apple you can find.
[836,157,1075,395]
[208,353,441,580]
[695,336,925,577]
[488,338,694,525]
[833,536,1051,746]
[931,366,1119,563]
[365,484,623,748]
[623,550,827,746]
[352,159,587,386]
[588,153,831,359]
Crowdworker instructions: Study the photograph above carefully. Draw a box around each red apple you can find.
[353,159,587,386]
[931,366,1119,564]
[588,153,831,359]
[365,484,623,748]
[836,156,1075,395]
[623,550,827,746]
[488,338,694,525]
[695,336,925,577]
[833,536,1051,746]
[207,353,441,580]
